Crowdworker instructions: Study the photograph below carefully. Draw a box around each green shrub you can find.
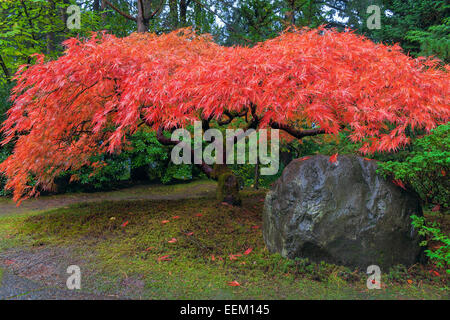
[58,130,197,192]
[412,214,450,273]
[378,123,449,211]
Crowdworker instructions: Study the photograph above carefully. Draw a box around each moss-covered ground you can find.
[0,181,448,299]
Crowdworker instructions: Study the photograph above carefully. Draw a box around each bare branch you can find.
[103,0,137,22]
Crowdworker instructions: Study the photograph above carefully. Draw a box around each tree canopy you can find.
[0,27,448,202]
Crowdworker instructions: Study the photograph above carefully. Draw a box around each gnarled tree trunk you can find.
[211,164,241,206]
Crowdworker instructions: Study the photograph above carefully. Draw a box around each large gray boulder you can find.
[263,155,424,269]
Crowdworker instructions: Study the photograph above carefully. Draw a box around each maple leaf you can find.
[432,204,440,212]
[392,179,406,190]
[227,281,240,287]
[430,270,440,277]
[329,153,338,164]
[157,255,171,262]
[229,254,242,260]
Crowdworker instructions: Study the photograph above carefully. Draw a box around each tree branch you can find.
[0,54,11,83]
[148,0,165,20]
[20,0,37,41]
[103,0,137,21]
[269,121,326,139]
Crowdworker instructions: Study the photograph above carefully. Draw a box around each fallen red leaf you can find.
[392,179,406,190]
[299,156,310,161]
[161,220,170,224]
[251,225,260,229]
[329,153,338,163]
[121,221,129,228]
[244,248,253,255]
[211,255,216,261]
[441,170,446,177]
[221,202,231,206]
[172,216,180,220]
[228,281,240,287]
[195,213,203,217]
[229,254,242,260]
[407,279,413,284]
[157,255,171,262]
[432,204,440,212]
[145,247,155,251]
[168,238,177,243]
[186,232,194,236]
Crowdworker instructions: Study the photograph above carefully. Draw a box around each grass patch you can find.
[0,187,448,299]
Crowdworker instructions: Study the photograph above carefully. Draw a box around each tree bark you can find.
[93,0,101,11]
[137,0,149,32]
[254,160,260,190]
[285,0,296,25]
[169,0,179,29]
[0,54,10,83]
[103,0,165,33]
[212,164,241,206]
[46,0,56,55]
[179,0,188,27]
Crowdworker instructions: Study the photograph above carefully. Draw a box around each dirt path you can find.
[0,181,217,215]
[0,270,117,300]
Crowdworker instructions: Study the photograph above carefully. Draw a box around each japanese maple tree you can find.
[1,27,449,204]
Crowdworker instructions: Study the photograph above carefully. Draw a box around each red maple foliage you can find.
[1,27,449,202]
